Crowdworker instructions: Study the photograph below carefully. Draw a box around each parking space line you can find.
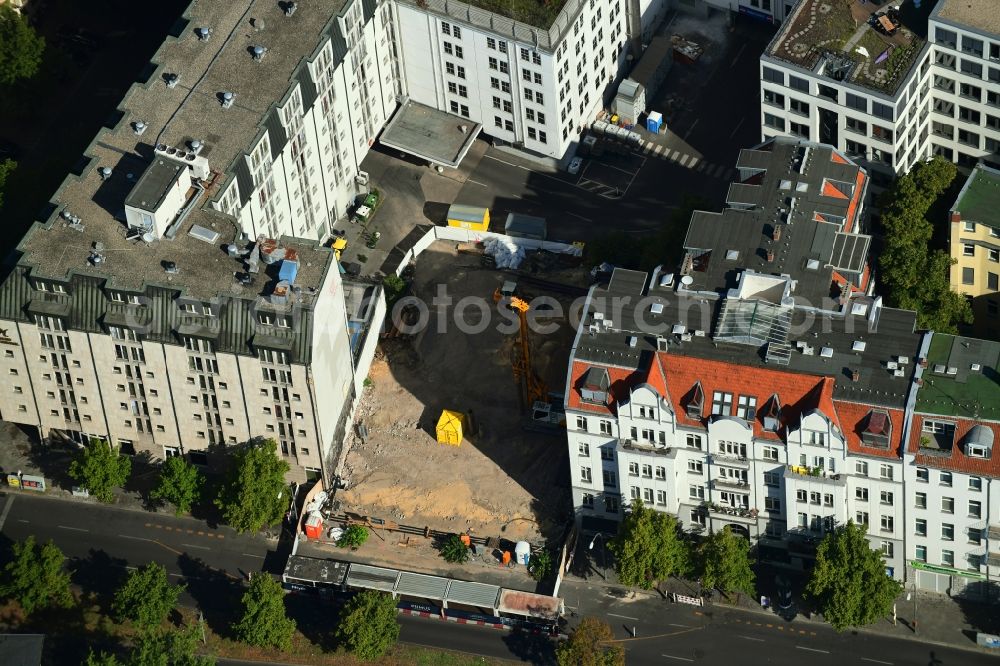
[796,646,829,654]
[688,157,700,169]
[739,635,765,642]
[654,145,664,155]
[860,659,892,665]
[668,150,681,161]
[679,155,691,166]
[662,655,694,663]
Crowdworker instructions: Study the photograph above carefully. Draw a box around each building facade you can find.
[948,164,1000,340]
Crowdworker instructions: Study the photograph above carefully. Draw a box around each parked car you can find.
[775,575,794,612]
[568,156,583,175]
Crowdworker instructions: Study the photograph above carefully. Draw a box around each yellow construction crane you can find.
[506,296,548,408]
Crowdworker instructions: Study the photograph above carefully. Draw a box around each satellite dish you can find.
[681,275,694,286]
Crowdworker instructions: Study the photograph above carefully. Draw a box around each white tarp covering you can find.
[483,236,526,269]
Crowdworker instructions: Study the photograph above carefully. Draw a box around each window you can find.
[915,545,927,562]
[880,490,894,505]
[628,462,639,477]
[797,512,808,528]
[856,511,869,526]
[711,391,733,415]
[823,493,833,507]
[763,113,785,131]
[604,496,619,513]
[441,21,451,35]
[991,249,1000,263]
[797,489,807,503]
[789,98,810,116]
[761,66,783,84]
[601,447,614,461]
[689,485,705,500]
[656,466,666,480]
[765,496,781,512]
[643,488,653,503]
[960,82,982,101]
[736,395,757,420]
[880,515,894,533]
[656,490,667,506]
[763,471,779,487]
[942,523,954,541]
[855,461,868,476]
[871,101,893,121]
[763,89,785,108]
[916,467,928,482]
[641,464,652,479]
[810,491,821,505]
[969,500,982,518]
[629,486,639,500]
[881,541,894,558]
[915,492,927,509]
[961,59,983,77]
[856,486,869,501]
[916,518,927,536]
[580,466,592,483]
[942,496,955,513]
[686,434,702,450]
[603,470,615,487]
[576,416,588,431]
[600,420,612,435]
[940,471,953,486]
[688,460,703,474]
[970,527,983,545]
[879,464,893,481]
[970,476,983,491]
[763,446,778,461]
[789,75,808,92]
[846,117,868,134]
[487,37,496,50]
[941,549,955,568]
[578,442,590,456]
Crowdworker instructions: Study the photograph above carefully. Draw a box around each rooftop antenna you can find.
[221,91,235,109]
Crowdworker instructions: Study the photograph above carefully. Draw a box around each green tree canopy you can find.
[0,535,73,615]
[608,500,691,589]
[805,521,902,631]
[334,589,400,660]
[440,534,470,563]
[214,438,289,533]
[151,456,203,516]
[0,158,15,209]
[0,5,44,86]
[84,650,121,666]
[336,525,369,549]
[232,573,295,651]
[69,437,132,503]
[555,616,625,666]
[877,156,971,332]
[126,623,215,666]
[112,562,184,632]
[699,526,755,598]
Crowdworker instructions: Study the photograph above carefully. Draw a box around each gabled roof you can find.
[835,400,905,460]
[566,354,667,416]
[908,415,1000,477]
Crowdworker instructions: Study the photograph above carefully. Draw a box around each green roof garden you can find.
[465,0,567,29]
[952,165,1000,228]
[916,333,1000,420]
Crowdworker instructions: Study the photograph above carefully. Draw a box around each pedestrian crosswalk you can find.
[639,141,734,180]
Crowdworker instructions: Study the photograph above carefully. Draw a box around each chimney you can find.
[772,225,782,241]
[766,250,775,263]
[851,369,860,382]
[950,211,962,225]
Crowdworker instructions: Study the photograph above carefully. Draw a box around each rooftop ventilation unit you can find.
[671,324,686,335]
[189,139,203,154]
[972,362,982,372]
[725,249,739,261]
[659,273,674,288]
[252,45,267,60]
[650,302,664,314]
[133,121,147,135]
[897,356,909,365]
[163,261,178,274]
[893,368,905,377]
[196,27,211,41]
[656,337,668,351]
[166,73,180,88]
[886,360,898,370]
[693,329,706,337]
[283,1,297,16]
[98,167,113,180]
[627,336,637,348]
[221,92,235,109]
[806,258,820,270]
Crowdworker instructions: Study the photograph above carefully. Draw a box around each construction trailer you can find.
[447,204,490,231]
[504,213,547,241]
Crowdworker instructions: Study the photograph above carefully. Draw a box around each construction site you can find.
[335,241,585,549]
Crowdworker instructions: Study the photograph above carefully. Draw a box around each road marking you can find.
[567,211,592,222]
[730,42,748,67]
[482,154,522,169]
[682,118,700,141]
[679,155,691,167]
[661,655,694,662]
[666,623,689,628]
[182,543,211,551]
[739,635,765,642]
[654,145,664,155]
[607,613,640,621]
[860,659,892,665]
[688,157,700,169]
[729,116,746,139]
[668,150,681,161]
[58,525,89,532]
[242,553,266,559]
[118,534,152,542]
[0,495,15,532]
[17,519,29,523]
[467,179,488,188]
[796,646,830,654]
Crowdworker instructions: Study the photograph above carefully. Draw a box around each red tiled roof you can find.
[566,355,667,415]
[835,400,905,460]
[658,353,839,441]
[908,415,1000,476]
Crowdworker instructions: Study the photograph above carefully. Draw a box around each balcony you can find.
[989,525,1000,541]
[712,478,751,492]
[783,465,846,486]
[710,453,750,468]
[706,502,759,523]
[988,552,1000,568]
[619,439,673,456]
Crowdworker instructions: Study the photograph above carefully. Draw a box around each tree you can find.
[555,616,624,666]
[382,274,406,305]
[439,534,470,563]
[608,500,691,589]
[0,158,15,209]
[0,5,44,86]
[214,438,289,533]
[84,650,121,666]
[112,562,184,631]
[336,525,369,549]
[805,521,902,631]
[334,590,400,660]
[126,623,215,666]
[151,456,203,516]
[877,156,971,332]
[69,437,132,503]
[232,573,295,651]
[699,526,755,599]
[0,535,73,615]
[528,549,553,582]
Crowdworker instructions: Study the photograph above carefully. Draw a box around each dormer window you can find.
[128,294,142,305]
[963,425,993,459]
[580,367,610,405]
[736,395,757,421]
[110,292,125,303]
[921,419,956,451]
[686,382,704,419]
[762,394,782,432]
[711,391,733,415]
[861,410,892,449]
[182,303,198,314]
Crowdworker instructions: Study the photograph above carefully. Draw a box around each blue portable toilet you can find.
[278,258,299,284]
[647,110,663,134]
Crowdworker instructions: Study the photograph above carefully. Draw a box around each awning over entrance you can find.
[379,98,481,169]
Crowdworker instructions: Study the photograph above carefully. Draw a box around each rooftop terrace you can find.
[952,165,1000,228]
[916,333,1000,420]
[766,0,926,96]
[396,0,580,49]
[15,0,347,300]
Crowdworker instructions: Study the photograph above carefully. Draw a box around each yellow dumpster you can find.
[446,204,490,231]
[436,409,465,446]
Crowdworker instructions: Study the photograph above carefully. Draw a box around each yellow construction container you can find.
[446,204,490,231]
[436,409,465,446]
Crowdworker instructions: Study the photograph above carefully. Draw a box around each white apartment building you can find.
[760,0,1000,187]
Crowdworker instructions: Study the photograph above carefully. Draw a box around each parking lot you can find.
[574,147,646,199]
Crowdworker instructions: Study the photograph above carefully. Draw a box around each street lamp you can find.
[589,533,607,581]
[906,584,918,634]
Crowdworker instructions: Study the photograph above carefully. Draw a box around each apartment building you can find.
[677,0,799,25]
[565,137,916,577]
[948,164,1000,340]
[904,333,1000,600]
[0,0,389,482]
[760,0,1000,187]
